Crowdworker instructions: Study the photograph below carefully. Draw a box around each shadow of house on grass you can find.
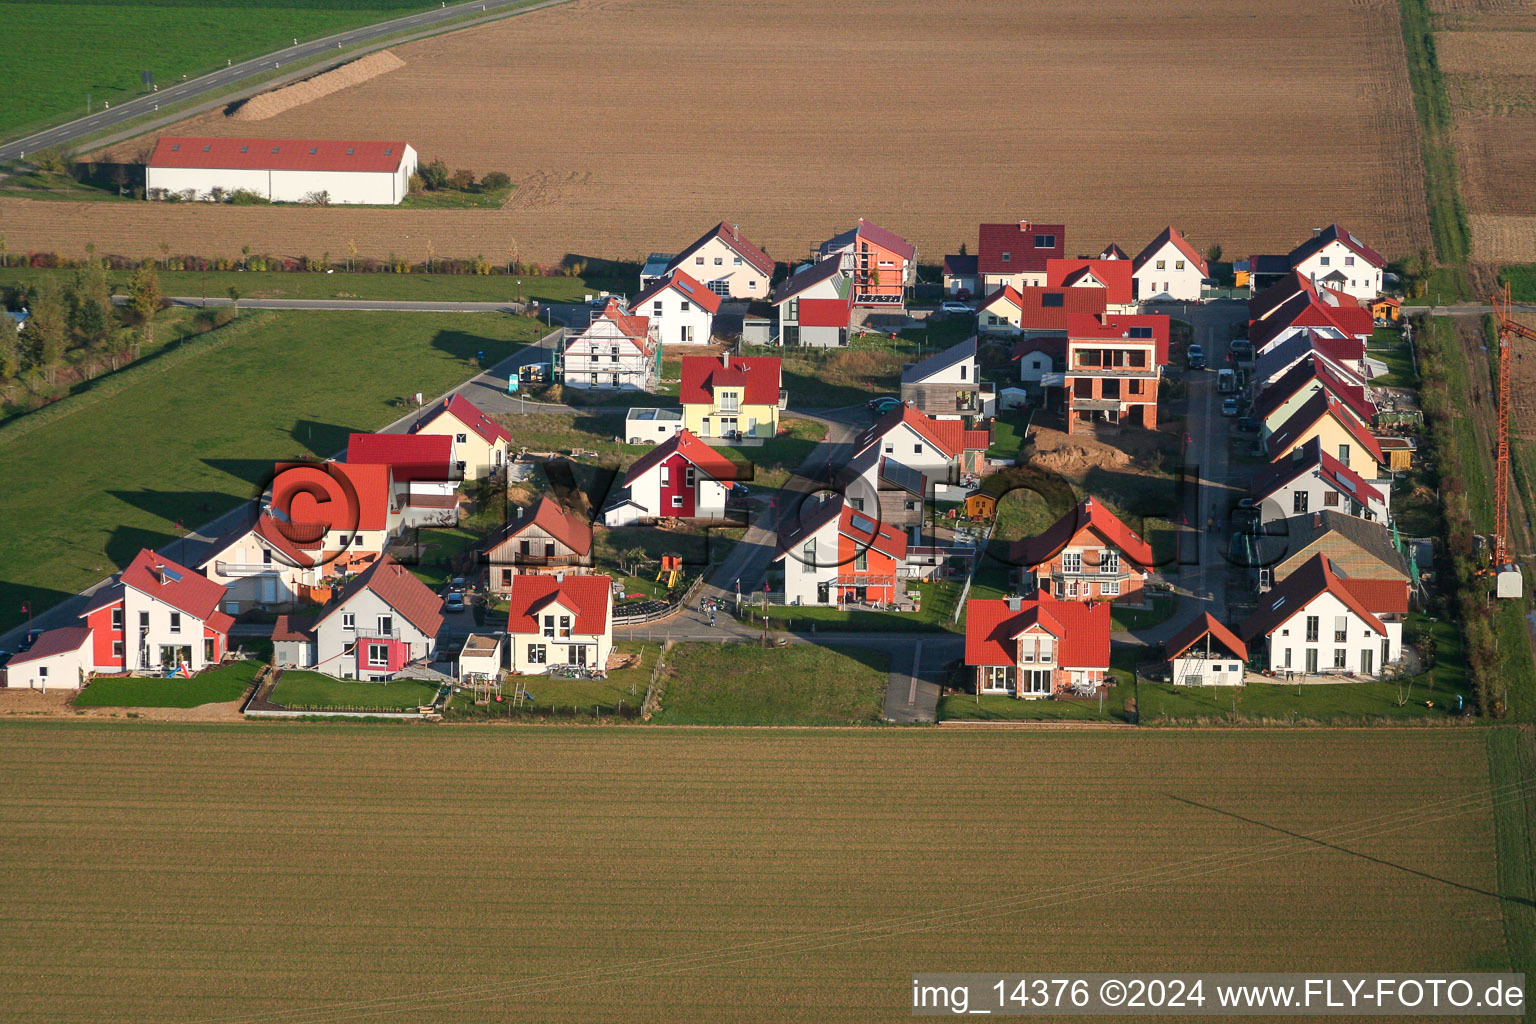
[0,580,81,636]
[430,328,521,370]
[290,420,358,459]
[200,458,281,493]
[103,523,181,570]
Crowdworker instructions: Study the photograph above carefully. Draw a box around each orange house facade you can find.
[1011,499,1154,606]
[964,594,1112,698]
[777,495,910,607]
[1059,313,1169,434]
[818,219,917,308]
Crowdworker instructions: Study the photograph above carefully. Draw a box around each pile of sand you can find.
[231,50,406,121]
[1029,444,1132,475]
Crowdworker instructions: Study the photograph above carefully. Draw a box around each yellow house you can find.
[680,353,785,441]
[1264,391,1387,483]
[410,394,511,481]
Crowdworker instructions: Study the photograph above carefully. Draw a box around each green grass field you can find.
[650,642,888,725]
[0,724,1519,1022]
[0,1,451,140]
[0,310,547,634]
[0,267,628,305]
[268,670,438,711]
[72,659,261,707]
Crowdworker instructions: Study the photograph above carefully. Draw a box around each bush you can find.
[420,158,449,191]
[481,171,512,190]
[449,168,475,190]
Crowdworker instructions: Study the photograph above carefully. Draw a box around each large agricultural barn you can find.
[145,136,418,205]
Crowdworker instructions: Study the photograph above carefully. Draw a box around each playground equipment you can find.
[655,555,683,589]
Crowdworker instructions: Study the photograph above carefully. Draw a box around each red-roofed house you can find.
[506,573,614,674]
[1132,226,1209,303]
[603,428,743,526]
[1057,313,1170,433]
[1010,498,1155,605]
[1250,437,1390,522]
[1239,554,1403,677]
[630,270,721,346]
[1254,355,1375,436]
[1046,258,1136,314]
[853,404,990,489]
[964,593,1111,698]
[977,220,1066,292]
[347,431,458,523]
[559,298,660,391]
[1164,613,1248,686]
[146,136,417,204]
[775,495,911,607]
[680,352,786,441]
[199,506,321,613]
[818,219,917,308]
[2,626,95,690]
[1287,225,1385,302]
[411,394,512,481]
[82,549,233,675]
[485,497,594,590]
[308,555,444,679]
[1264,391,1387,483]
[658,222,776,299]
[269,460,396,575]
[979,285,1107,338]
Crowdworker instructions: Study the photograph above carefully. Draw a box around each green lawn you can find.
[268,670,438,711]
[1110,595,1179,632]
[0,310,548,634]
[0,267,626,306]
[403,525,482,588]
[1366,326,1419,388]
[718,416,826,489]
[746,580,962,634]
[513,641,658,715]
[649,642,888,725]
[937,690,1131,722]
[987,413,1028,460]
[74,660,262,707]
[0,1,449,140]
[1501,264,1536,303]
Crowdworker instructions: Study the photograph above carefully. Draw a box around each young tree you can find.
[0,310,21,382]
[420,157,449,191]
[227,285,242,314]
[25,278,68,385]
[481,171,512,191]
[449,168,475,191]
[1205,243,1223,264]
[128,264,163,342]
[70,263,113,346]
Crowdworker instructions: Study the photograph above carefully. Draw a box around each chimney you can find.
[1312,227,1322,237]
[1313,512,1322,530]
[154,564,166,583]
[1005,595,1023,612]
[1019,219,1031,233]
[722,348,731,368]
[555,571,565,583]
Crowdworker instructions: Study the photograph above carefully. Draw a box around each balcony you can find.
[355,626,402,641]
[1049,567,1130,581]
[214,560,282,577]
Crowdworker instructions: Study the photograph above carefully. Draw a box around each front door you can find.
[204,637,217,663]
[1305,648,1319,674]
[1360,648,1373,675]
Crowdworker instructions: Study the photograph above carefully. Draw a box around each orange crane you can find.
[1492,283,1536,593]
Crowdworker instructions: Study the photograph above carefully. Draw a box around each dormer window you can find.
[1000,253,1011,263]
[1033,234,1055,249]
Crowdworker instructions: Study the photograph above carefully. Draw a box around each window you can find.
[1156,260,1166,270]
[112,641,123,659]
[883,442,894,455]
[1306,648,1319,673]
[913,444,922,454]
[309,147,318,155]
[980,665,1013,693]
[1128,326,1153,339]
[378,615,392,635]
[263,548,273,565]
[849,497,864,511]
[1000,253,1011,263]
[558,615,571,638]
[803,537,818,572]
[139,612,150,630]
[455,432,467,444]
[734,256,743,265]
[1033,234,1056,249]
[501,569,513,586]
[1283,648,1292,669]
[1338,444,1350,465]
[346,147,355,155]
[714,257,723,265]
[1062,552,1082,573]
[854,549,868,572]
[367,643,389,667]
[528,643,546,664]
[343,613,355,631]
[542,615,555,638]
[1323,491,1340,507]
[680,301,691,312]
[1101,551,1119,574]
[671,495,684,508]
[660,466,671,485]
[169,613,181,634]
[684,466,697,486]
[1293,491,1309,514]
[653,301,663,316]
[1333,648,1347,669]
[1101,579,1121,596]
[1042,293,1064,307]
[1319,256,1330,267]
[337,535,349,547]
[1305,616,1320,643]
[1345,256,1355,267]
[1176,260,1186,270]
[960,364,968,381]
[695,256,704,265]
[38,666,48,678]
[111,608,122,631]
[1334,616,1348,643]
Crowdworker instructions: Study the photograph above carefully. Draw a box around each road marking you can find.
[907,640,923,705]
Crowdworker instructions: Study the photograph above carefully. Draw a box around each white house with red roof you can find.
[1252,330,1369,395]
[485,496,594,590]
[653,222,775,299]
[559,298,660,390]
[980,285,1107,339]
[506,573,614,675]
[774,494,911,607]
[1249,437,1390,523]
[268,460,397,577]
[977,220,1066,293]
[602,428,742,526]
[82,549,233,675]
[304,555,444,680]
[1132,226,1209,303]
[817,219,917,308]
[145,136,417,205]
[771,256,854,347]
[199,506,322,613]
[964,593,1111,698]
[1009,498,1155,605]
[1263,391,1388,483]
[1286,225,1385,302]
[852,404,990,492]
[1164,613,1249,686]
[680,352,785,440]
[410,394,511,481]
[1239,554,1404,677]
[630,270,721,346]
[1,627,95,691]
[1046,258,1136,315]
[347,432,458,525]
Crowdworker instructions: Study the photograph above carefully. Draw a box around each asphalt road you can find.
[0,0,569,162]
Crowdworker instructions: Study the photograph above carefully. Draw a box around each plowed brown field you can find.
[0,724,1512,1023]
[5,0,1431,266]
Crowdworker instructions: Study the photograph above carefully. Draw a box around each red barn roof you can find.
[506,573,612,636]
[680,355,782,407]
[977,221,1066,276]
[120,548,228,621]
[148,136,411,173]
[965,595,1110,669]
[414,394,512,446]
[1047,258,1135,305]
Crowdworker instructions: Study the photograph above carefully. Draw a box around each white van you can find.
[1217,368,1237,393]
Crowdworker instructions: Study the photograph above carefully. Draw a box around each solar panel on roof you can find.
[240,145,248,153]
[1042,293,1064,307]
[272,146,280,153]
[849,514,876,535]
[677,280,694,294]
[202,144,211,152]
[347,147,355,155]
[161,567,183,583]
[309,147,318,155]
[171,144,180,151]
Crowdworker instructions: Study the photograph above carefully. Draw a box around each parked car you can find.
[1222,397,1239,416]
[939,301,973,315]
[444,592,466,613]
[1229,339,1254,362]
[868,396,904,414]
[1217,368,1237,393]
[1236,416,1261,434]
[1187,344,1205,370]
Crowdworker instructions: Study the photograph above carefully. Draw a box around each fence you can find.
[641,641,673,720]
[951,518,998,623]
[613,574,705,626]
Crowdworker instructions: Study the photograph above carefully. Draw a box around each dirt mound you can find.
[231,50,406,122]
[1029,443,1132,475]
